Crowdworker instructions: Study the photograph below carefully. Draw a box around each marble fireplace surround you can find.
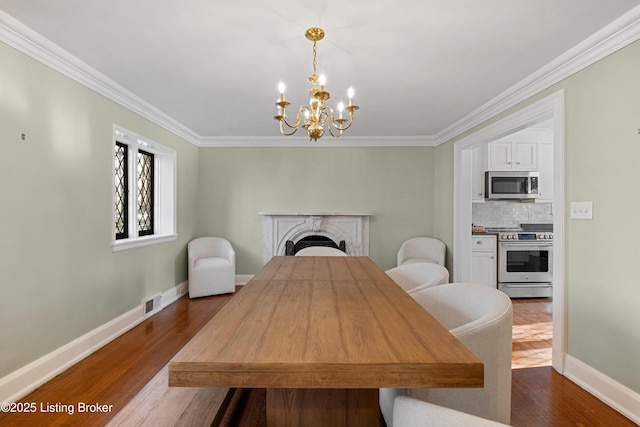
[259,212,373,264]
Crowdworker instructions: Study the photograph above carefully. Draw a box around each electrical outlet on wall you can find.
[178,283,187,297]
[570,201,593,219]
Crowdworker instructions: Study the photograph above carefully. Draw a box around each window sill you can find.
[112,233,178,252]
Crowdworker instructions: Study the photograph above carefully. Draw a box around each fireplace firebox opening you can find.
[285,236,346,256]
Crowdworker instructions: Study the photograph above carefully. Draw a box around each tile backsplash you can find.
[472,201,553,228]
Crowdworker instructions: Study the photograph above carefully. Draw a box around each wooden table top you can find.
[169,256,483,389]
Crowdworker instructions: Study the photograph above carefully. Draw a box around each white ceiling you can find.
[1,1,640,144]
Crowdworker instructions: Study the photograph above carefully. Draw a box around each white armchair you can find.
[397,237,446,267]
[187,237,236,298]
[385,262,449,294]
[381,282,513,425]
[393,396,510,427]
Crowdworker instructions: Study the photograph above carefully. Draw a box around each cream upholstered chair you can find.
[380,282,513,426]
[187,237,235,298]
[385,262,449,294]
[397,237,446,266]
[295,246,347,256]
[393,396,510,427]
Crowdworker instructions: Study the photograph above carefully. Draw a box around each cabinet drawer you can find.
[472,235,496,251]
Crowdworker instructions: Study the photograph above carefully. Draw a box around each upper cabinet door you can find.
[513,142,538,170]
[471,145,486,202]
[488,141,512,169]
[487,141,537,171]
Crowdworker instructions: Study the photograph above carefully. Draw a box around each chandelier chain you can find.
[312,41,317,76]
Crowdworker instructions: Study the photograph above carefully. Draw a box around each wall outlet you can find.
[177,283,188,297]
[570,201,593,220]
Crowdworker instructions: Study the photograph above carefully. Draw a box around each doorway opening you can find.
[452,90,565,373]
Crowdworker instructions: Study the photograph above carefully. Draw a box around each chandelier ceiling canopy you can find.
[274,27,358,141]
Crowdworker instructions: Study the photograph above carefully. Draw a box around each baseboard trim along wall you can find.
[564,354,640,424]
[0,279,195,403]
[235,274,253,286]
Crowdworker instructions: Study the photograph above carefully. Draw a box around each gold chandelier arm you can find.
[332,114,355,132]
[278,106,314,135]
[280,114,300,131]
[316,106,345,138]
[278,119,299,136]
[321,105,355,133]
[327,124,343,138]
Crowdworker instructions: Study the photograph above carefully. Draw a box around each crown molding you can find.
[2,6,640,148]
[0,10,201,146]
[435,5,640,146]
[198,135,436,147]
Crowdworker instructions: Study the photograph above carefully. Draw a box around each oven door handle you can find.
[499,242,553,248]
[501,283,552,288]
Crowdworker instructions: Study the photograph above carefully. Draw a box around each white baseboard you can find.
[564,354,640,424]
[235,274,253,286]
[162,281,188,307]
[0,281,188,403]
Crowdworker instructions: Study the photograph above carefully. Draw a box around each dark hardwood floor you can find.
[0,291,636,426]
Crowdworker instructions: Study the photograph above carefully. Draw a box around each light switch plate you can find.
[570,201,593,219]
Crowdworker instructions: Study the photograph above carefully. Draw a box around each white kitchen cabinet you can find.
[536,141,554,202]
[487,141,537,170]
[470,235,497,288]
[471,145,486,202]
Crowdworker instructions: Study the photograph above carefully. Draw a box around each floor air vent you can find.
[143,294,162,318]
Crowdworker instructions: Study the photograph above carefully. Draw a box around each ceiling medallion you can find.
[274,27,358,141]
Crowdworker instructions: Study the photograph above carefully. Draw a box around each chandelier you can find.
[274,27,358,141]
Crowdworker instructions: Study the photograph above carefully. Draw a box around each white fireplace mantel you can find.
[259,212,373,264]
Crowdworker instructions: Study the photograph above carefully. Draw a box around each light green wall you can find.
[435,39,640,393]
[433,141,455,268]
[197,146,435,273]
[0,42,200,377]
[563,40,640,391]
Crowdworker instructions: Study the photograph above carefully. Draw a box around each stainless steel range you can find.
[497,225,553,298]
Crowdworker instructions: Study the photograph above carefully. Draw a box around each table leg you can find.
[266,388,379,427]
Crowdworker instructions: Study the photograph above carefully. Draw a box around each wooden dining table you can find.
[169,256,483,426]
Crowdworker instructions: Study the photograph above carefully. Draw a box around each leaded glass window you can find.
[114,142,128,240]
[137,150,154,236]
[113,126,175,251]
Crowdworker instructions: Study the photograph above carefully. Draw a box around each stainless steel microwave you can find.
[485,171,539,199]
